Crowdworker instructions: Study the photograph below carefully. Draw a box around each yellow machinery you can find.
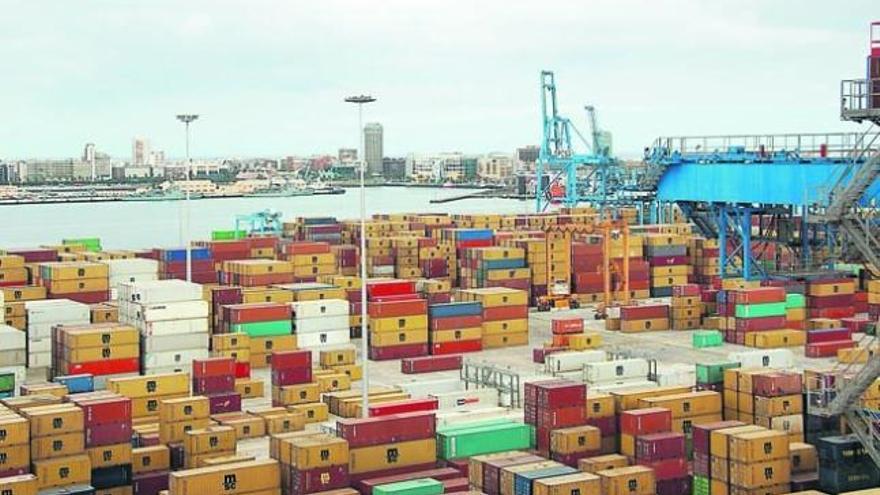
[593,220,631,319]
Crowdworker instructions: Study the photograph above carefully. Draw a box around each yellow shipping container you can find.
[265,412,306,435]
[2,285,47,301]
[745,330,805,348]
[620,318,670,333]
[460,287,528,307]
[212,333,250,351]
[596,466,655,495]
[0,474,37,495]
[533,473,601,495]
[280,435,349,468]
[578,454,629,474]
[753,395,803,417]
[611,386,693,413]
[0,415,31,447]
[729,459,791,488]
[569,332,602,350]
[159,418,212,444]
[481,319,528,335]
[808,281,855,296]
[250,335,297,354]
[319,348,356,367]
[23,406,83,437]
[30,432,84,460]
[482,332,529,348]
[637,391,722,418]
[184,426,237,455]
[131,393,188,419]
[212,414,267,440]
[64,344,139,363]
[369,329,429,347]
[729,430,789,463]
[159,397,210,423]
[585,394,614,419]
[288,402,329,423]
[241,288,294,304]
[44,278,109,294]
[108,373,189,398]
[369,315,428,333]
[348,439,436,474]
[550,425,601,454]
[235,378,265,399]
[168,459,280,495]
[32,454,91,489]
[710,426,765,459]
[293,264,336,277]
[431,327,482,343]
[87,443,132,469]
[293,288,348,301]
[274,383,321,406]
[316,373,351,393]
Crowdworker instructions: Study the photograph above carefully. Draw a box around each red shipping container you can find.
[85,421,133,448]
[367,280,417,298]
[337,412,436,448]
[535,382,586,409]
[482,306,528,321]
[642,457,688,481]
[532,347,566,364]
[192,375,235,394]
[49,290,109,304]
[272,368,313,386]
[430,315,482,331]
[212,286,243,304]
[551,450,599,468]
[192,357,235,378]
[441,478,470,493]
[636,432,686,462]
[619,408,672,436]
[401,355,463,374]
[247,236,278,249]
[284,241,331,255]
[692,421,745,454]
[536,406,586,429]
[620,305,669,320]
[551,318,584,335]
[431,340,481,355]
[735,316,786,332]
[672,284,701,297]
[225,303,291,324]
[731,287,786,304]
[751,372,803,397]
[65,357,139,376]
[349,463,437,484]
[288,465,349,494]
[841,317,870,333]
[369,299,428,318]
[806,340,855,357]
[808,294,854,308]
[78,397,132,426]
[369,294,422,303]
[369,398,438,417]
[369,343,428,361]
[234,361,251,379]
[809,307,856,319]
[271,350,312,370]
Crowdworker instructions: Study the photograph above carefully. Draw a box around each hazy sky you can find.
[1,1,877,159]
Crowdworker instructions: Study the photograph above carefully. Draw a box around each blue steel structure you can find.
[235,209,283,236]
[535,71,624,213]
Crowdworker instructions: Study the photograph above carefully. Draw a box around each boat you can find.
[122,188,202,201]
[247,186,315,198]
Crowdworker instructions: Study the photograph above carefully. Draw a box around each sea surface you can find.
[4,187,533,249]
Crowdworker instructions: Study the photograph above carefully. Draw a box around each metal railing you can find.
[841,78,880,119]
[650,132,876,161]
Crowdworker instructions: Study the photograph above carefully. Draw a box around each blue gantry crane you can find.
[535,71,623,213]
[235,209,283,237]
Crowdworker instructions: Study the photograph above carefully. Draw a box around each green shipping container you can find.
[374,479,444,495]
[695,362,740,385]
[0,373,15,393]
[212,230,248,240]
[232,320,292,337]
[436,418,516,435]
[785,293,805,309]
[734,302,786,318]
[437,422,533,459]
[692,475,709,495]
[62,237,102,252]
[692,330,723,348]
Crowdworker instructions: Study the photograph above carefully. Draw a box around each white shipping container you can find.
[0,324,26,350]
[655,363,697,387]
[590,380,658,394]
[27,338,52,353]
[290,299,349,319]
[728,349,794,369]
[397,378,463,398]
[371,266,395,276]
[142,348,209,369]
[295,315,350,334]
[102,258,159,276]
[295,330,350,348]
[138,318,209,337]
[435,407,523,427]
[0,349,26,367]
[25,300,91,324]
[552,370,585,382]
[142,364,190,375]
[131,300,209,322]
[28,351,52,368]
[142,332,209,353]
[110,273,159,287]
[431,388,499,410]
[583,359,650,384]
[544,350,606,374]
[118,279,203,304]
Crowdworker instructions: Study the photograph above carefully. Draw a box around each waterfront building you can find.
[364,122,383,176]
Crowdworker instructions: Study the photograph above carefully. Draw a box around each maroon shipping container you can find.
[482,306,528,321]
[486,279,530,291]
[348,463,438,483]
[369,343,428,361]
[751,372,803,397]
[0,467,28,479]
[443,459,468,478]
[271,350,312,370]
[6,248,57,263]
[192,375,235,395]
[656,476,691,495]
[272,368,313,386]
[635,432,686,462]
[809,306,856,319]
[806,340,855,357]
[806,327,852,344]
[430,315,482,331]
[672,284,701,297]
[735,315,786,332]
[585,416,617,436]
[49,290,109,304]
[534,381,587,409]
[481,455,545,495]
[524,379,570,404]
[808,294,854,308]
[337,412,436,448]
[192,357,235,378]
[551,450,599,468]
[212,286,243,305]
[842,316,870,333]
[133,470,169,495]
[357,468,461,495]
[731,287,786,304]
[619,305,669,320]
[692,421,745,454]
[289,465,350,494]
[647,255,689,266]
[441,478,470,493]
[400,355,463,374]
[693,452,710,477]
[532,347,566,364]
[86,421,133,448]
[619,408,672,436]
[78,397,132,426]
[207,392,241,414]
[642,458,687,481]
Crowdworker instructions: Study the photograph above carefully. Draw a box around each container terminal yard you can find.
[1,17,880,495]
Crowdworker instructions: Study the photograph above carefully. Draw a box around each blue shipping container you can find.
[455,229,494,241]
[428,302,483,318]
[161,247,212,262]
[54,374,95,394]
[481,259,526,270]
[514,467,578,495]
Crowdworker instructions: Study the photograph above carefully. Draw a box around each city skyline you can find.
[1,1,877,160]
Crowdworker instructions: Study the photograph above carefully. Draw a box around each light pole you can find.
[345,94,375,418]
[176,114,199,282]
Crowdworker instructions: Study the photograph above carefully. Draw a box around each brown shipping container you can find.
[168,459,280,495]
[729,459,791,488]
[578,454,629,474]
[728,430,790,463]
[596,466,655,495]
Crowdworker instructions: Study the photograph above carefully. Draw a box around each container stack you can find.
[570,238,603,303]
[0,408,28,478]
[460,246,529,292]
[54,323,140,382]
[319,347,362,382]
[417,239,450,280]
[690,237,720,285]
[183,425,236,469]
[789,441,819,491]
[751,370,804,442]
[292,299,351,351]
[392,237,422,279]
[415,278,452,305]
[101,258,158,299]
[281,242,337,282]
[158,395,211,445]
[470,452,544,495]
[337,411,438,483]
[670,284,701,330]
[619,407,672,459]
[332,244,359,276]
[818,434,880,493]
[3,285,46,330]
[549,425,601,467]
[608,233,649,301]
[729,287,787,345]
[223,302,292,338]
[545,232,572,296]
[784,291,807,330]
[275,434,350,494]
[805,324,854,358]
[645,234,688,298]
[193,357,241,415]
[196,239,251,270]
[107,372,189,424]
[71,393,134,493]
[271,349,313,407]
[39,261,110,303]
[583,393,616,454]
[210,286,243,333]
[728,428,791,495]
[525,380,586,459]
[168,459,281,495]
[637,390,722,457]
[26,299,91,377]
[458,288,529,349]
[220,259,295,287]
[690,420,745,495]
[633,432,688,495]
[24,403,91,492]
[619,304,669,333]
[807,277,855,320]
[211,332,252,380]
[0,324,26,398]
[0,254,28,287]
[364,238,395,278]
[427,301,482,355]
[155,247,215,283]
[505,237,547,305]
[367,280,428,360]
[118,280,209,375]
[695,362,739,393]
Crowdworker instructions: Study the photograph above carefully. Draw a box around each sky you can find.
[0,1,877,160]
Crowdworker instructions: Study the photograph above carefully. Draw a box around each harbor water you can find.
[4,187,532,248]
